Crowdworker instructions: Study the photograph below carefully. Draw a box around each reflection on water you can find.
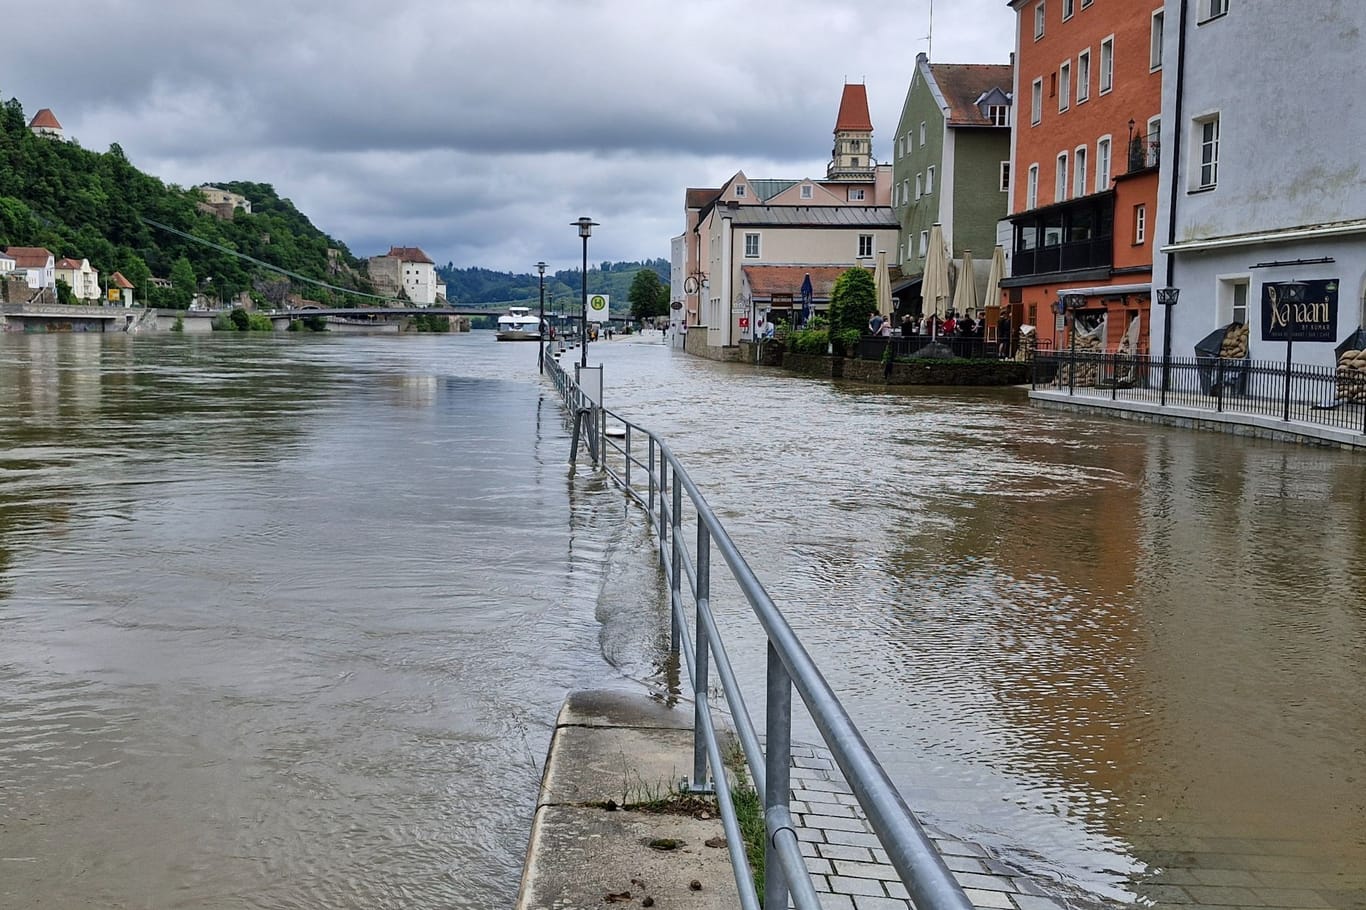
[0,333,1362,909]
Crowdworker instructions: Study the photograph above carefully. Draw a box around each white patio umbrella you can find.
[873,250,894,321]
[984,245,1006,313]
[921,223,951,334]
[951,248,978,319]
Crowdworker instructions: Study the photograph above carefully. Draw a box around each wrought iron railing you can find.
[1033,350,1366,434]
[542,348,974,910]
[1127,133,1160,172]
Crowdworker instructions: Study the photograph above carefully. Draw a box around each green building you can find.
[891,53,1013,314]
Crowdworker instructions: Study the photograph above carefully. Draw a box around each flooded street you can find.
[0,331,1362,908]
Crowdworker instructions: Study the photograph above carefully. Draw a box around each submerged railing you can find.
[542,349,972,910]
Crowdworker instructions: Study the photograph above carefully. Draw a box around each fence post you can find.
[689,522,713,794]
[648,436,656,523]
[670,480,683,656]
[1216,358,1225,412]
[1112,354,1119,401]
[763,643,793,910]
[624,425,632,490]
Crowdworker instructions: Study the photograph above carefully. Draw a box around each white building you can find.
[4,247,55,289]
[1154,0,1366,368]
[55,257,101,301]
[370,246,439,306]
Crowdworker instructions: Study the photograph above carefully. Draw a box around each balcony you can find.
[1127,132,1160,173]
[1009,191,1116,279]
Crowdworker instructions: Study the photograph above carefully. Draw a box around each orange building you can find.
[1002,0,1164,354]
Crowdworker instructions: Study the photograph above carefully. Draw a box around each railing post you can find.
[689,522,713,794]
[648,436,656,525]
[764,644,793,910]
[1216,358,1225,412]
[1112,354,1119,401]
[670,479,683,657]
[624,425,632,491]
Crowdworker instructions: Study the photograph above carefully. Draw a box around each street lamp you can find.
[1063,292,1086,393]
[1156,286,1180,406]
[1277,281,1308,421]
[536,261,547,375]
[573,217,598,368]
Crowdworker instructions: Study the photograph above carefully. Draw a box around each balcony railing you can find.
[1128,133,1160,172]
[1010,235,1113,277]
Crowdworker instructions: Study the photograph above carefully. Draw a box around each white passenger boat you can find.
[495,306,543,341]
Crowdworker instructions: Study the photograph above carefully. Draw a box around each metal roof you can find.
[727,205,898,228]
[748,179,798,202]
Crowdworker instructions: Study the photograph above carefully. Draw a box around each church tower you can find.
[827,84,874,182]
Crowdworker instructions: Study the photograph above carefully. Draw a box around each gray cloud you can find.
[5,0,1013,271]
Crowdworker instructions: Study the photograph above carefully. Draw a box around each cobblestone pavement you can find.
[789,744,1364,910]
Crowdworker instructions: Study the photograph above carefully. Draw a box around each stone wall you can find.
[683,327,743,362]
[844,357,1030,386]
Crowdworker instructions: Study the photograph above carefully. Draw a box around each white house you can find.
[5,247,55,289]
[55,257,101,301]
[369,246,439,306]
[1153,1,1366,369]
[0,252,14,275]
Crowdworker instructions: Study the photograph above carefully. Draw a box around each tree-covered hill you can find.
[0,94,374,307]
[439,259,669,313]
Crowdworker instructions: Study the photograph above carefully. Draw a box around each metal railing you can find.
[1033,350,1366,434]
[542,348,973,910]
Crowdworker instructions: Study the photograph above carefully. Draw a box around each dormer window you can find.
[800,184,813,199]
[735,185,746,197]
[987,104,1009,126]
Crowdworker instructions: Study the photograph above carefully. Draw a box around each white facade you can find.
[55,258,101,301]
[670,233,686,345]
[0,254,14,274]
[1154,1,1366,368]
[402,260,438,306]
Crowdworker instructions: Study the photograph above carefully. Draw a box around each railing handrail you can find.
[541,348,973,910]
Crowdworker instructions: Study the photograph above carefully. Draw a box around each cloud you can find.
[4,0,1013,271]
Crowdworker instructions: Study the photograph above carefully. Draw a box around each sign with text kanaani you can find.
[1261,279,1338,342]
[586,294,610,323]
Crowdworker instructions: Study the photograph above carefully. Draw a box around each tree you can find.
[628,268,670,320]
[55,277,75,306]
[168,256,196,309]
[828,268,877,355]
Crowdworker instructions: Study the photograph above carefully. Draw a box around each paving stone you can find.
[884,881,908,900]
[961,887,1015,909]
[805,856,834,876]
[1010,895,1067,910]
[942,854,989,874]
[805,800,859,818]
[823,829,883,849]
[801,777,855,795]
[827,875,887,897]
[1251,887,1332,908]
[812,893,855,910]
[796,825,827,843]
[1190,867,1263,888]
[799,840,819,858]
[803,813,872,833]
[830,859,902,882]
[937,840,990,858]
[953,871,1018,893]
[794,755,834,770]
[851,896,911,910]
[816,843,876,863]
[1182,884,1267,906]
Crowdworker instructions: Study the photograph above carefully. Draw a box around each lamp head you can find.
[1063,292,1086,311]
[1156,286,1180,306]
[536,261,547,276]
[573,216,598,239]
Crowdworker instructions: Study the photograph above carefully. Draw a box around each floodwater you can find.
[0,331,1361,909]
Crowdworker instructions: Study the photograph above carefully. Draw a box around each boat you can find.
[495,306,543,341]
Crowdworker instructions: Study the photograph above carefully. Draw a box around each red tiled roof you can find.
[686,188,721,209]
[834,84,873,133]
[28,108,62,130]
[5,247,54,269]
[742,265,848,300]
[111,271,135,289]
[55,257,85,270]
[929,64,1014,126]
[386,246,433,264]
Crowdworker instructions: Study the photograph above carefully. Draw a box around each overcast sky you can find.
[4,1,1013,274]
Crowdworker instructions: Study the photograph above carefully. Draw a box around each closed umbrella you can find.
[874,250,894,321]
[951,249,978,320]
[984,245,1006,313]
[921,223,951,337]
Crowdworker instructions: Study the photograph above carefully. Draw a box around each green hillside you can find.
[438,259,669,314]
[0,94,374,307]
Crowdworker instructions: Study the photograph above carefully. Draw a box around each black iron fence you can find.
[1034,351,1366,435]
[857,334,1012,361]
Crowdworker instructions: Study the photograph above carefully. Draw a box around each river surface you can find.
[0,331,1361,909]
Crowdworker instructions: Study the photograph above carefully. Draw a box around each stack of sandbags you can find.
[1073,330,1104,385]
[1336,348,1366,403]
[1220,323,1249,359]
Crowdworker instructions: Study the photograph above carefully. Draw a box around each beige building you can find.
[54,257,101,300]
[367,246,441,306]
[197,186,252,215]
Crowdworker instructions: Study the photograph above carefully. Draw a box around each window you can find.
[1063,0,1074,19]
[1074,146,1088,197]
[858,235,874,258]
[919,121,927,145]
[735,184,746,197]
[901,179,909,204]
[1151,10,1164,70]
[1077,49,1091,102]
[1099,36,1114,93]
[1196,114,1220,188]
[915,174,923,199]
[800,184,813,199]
[919,230,929,256]
[1027,163,1039,209]
[988,104,1009,126]
[848,187,865,201]
[926,166,935,194]
[1219,276,1250,324]
[1232,280,1248,324]
[1000,161,1011,192]
[1201,0,1228,21]
[1096,136,1112,191]
[1034,0,1045,39]
[744,233,760,258]
[1059,61,1071,111]
[1146,115,1162,167]
[1133,204,1147,244]
[1055,153,1069,202]
[1081,0,1092,5]
[1031,78,1043,124]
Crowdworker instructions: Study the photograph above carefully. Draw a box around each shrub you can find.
[171,315,184,333]
[247,313,274,331]
[788,327,829,355]
[827,268,876,354]
[229,307,250,331]
[211,314,234,331]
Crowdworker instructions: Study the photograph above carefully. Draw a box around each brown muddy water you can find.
[0,332,1361,909]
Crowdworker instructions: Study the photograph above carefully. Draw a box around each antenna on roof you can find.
[926,0,935,60]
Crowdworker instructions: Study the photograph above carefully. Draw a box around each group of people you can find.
[870,310,986,338]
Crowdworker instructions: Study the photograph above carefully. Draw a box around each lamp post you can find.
[1156,286,1180,406]
[536,260,547,375]
[573,217,598,369]
[1063,292,1086,393]
[1277,281,1308,422]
